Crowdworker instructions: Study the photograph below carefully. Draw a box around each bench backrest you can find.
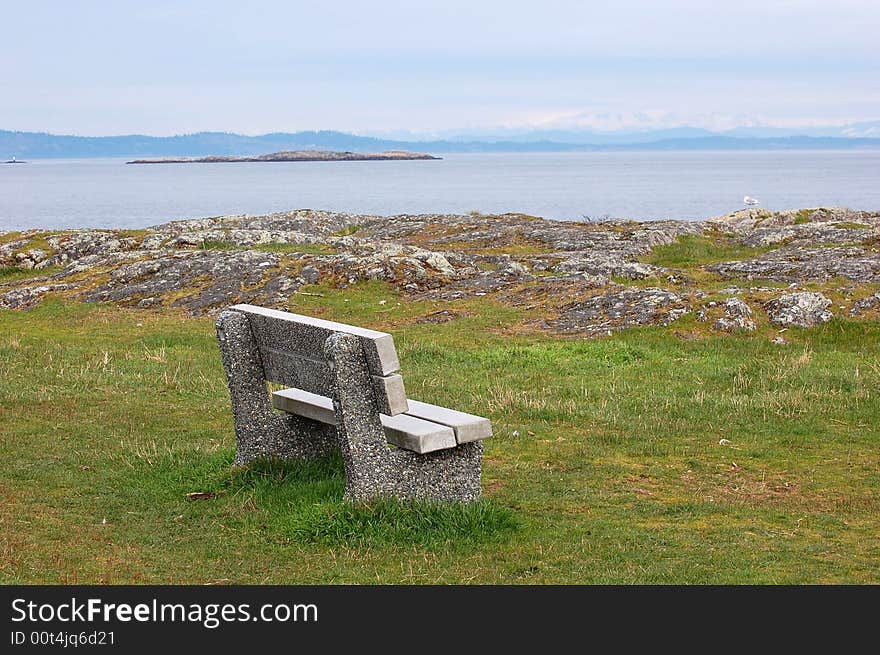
[229,304,408,416]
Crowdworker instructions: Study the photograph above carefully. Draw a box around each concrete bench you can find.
[215,304,491,502]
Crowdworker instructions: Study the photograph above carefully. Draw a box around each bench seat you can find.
[272,388,492,455]
[217,304,490,501]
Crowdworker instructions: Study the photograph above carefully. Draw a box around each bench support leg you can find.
[216,310,336,465]
[325,333,483,503]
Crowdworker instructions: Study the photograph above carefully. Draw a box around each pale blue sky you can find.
[3,0,878,135]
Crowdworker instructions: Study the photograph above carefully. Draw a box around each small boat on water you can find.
[5,155,27,164]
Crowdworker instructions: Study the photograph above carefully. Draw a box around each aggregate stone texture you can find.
[215,309,482,502]
[324,333,482,503]
[215,309,337,465]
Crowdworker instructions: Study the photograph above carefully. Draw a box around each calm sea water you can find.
[1,150,878,230]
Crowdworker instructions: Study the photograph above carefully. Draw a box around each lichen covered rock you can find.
[764,292,833,327]
[548,287,690,335]
[849,291,880,317]
[713,298,757,332]
[1,206,877,336]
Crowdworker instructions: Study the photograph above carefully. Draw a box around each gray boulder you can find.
[849,291,880,316]
[548,286,690,335]
[713,298,757,332]
[14,249,48,269]
[765,292,833,327]
[299,265,321,284]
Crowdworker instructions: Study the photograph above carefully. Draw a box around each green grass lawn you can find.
[0,265,63,283]
[1,290,879,584]
[645,234,772,268]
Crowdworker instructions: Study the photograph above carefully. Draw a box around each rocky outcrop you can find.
[849,291,880,317]
[707,246,880,283]
[79,250,287,313]
[704,207,880,236]
[764,292,834,327]
[0,283,76,309]
[705,208,880,286]
[13,249,48,269]
[1,206,878,336]
[712,298,757,332]
[547,287,690,335]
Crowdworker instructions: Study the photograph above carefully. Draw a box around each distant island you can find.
[126,150,440,164]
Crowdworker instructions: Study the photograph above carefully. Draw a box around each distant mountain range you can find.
[424,120,880,144]
[3,127,880,158]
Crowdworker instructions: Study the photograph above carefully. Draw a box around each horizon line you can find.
[4,127,880,142]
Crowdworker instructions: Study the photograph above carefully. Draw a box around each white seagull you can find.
[743,196,760,206]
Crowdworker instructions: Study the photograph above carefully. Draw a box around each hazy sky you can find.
[3,0,878,136]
